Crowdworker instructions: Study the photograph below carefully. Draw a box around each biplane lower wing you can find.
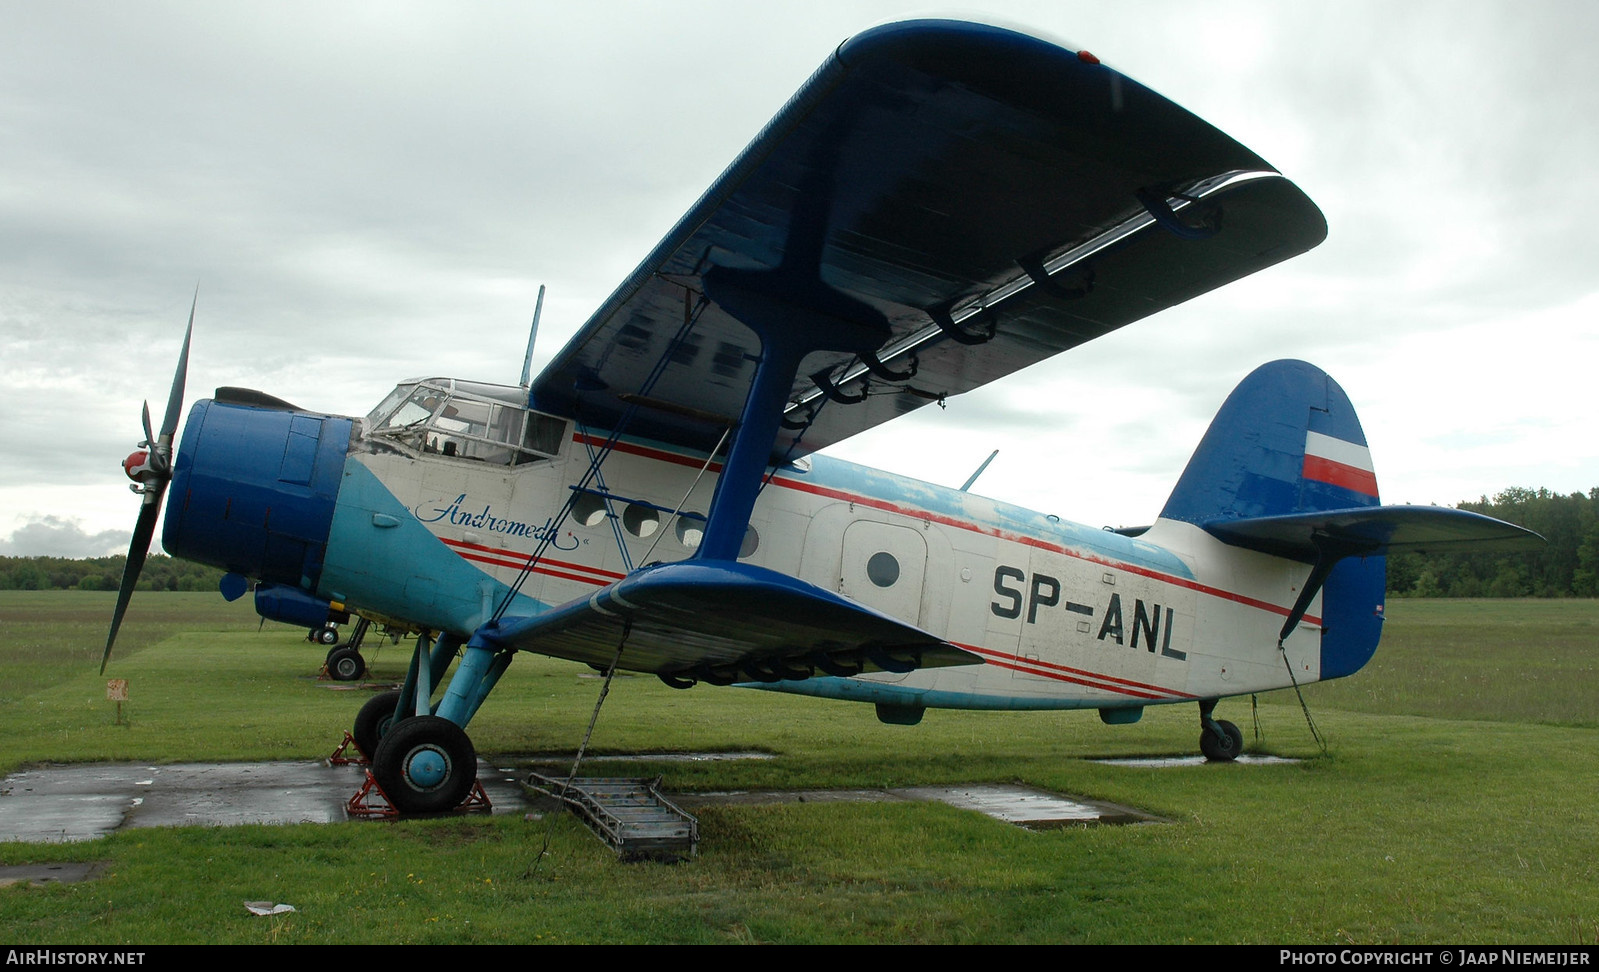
[468,560,977,681]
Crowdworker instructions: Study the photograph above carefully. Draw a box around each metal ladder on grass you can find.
[526,774,698,860]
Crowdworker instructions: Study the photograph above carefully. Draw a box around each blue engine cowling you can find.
[163,399,353,591]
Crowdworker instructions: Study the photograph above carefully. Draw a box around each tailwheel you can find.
[1200,719,1244,762]
[371,715,477,814]
[352,689,403,759]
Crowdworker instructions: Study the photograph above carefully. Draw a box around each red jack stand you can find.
[346,772,491,818]
[347,772,398,818]
[328,731,368,766]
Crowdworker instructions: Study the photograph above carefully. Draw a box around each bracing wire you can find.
[526,623,629,877]
[1277,638,1328,755]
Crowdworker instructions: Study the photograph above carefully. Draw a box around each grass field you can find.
[0,592,1596,944]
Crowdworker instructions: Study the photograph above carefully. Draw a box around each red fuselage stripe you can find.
[454,551,610,588]
[960,643,1195,699]
[442,537,624,587]
[570,433,1322,626]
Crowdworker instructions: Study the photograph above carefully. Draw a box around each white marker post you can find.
[106,678,128,724]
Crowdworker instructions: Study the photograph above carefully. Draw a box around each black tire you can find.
[314,626,339,646]
[327,647,366,682]
[371,715,477,814]
[353,689,403,759]
[1200,719,1244,762]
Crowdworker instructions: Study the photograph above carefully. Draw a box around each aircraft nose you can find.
[162,398,354,589]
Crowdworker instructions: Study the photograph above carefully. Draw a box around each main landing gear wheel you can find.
[313,625,339,646]
[371,715,477,814]
[326,647,366,682]
[1200,719,1244,762]
[353,689,403,759]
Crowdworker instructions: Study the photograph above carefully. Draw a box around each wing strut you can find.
[491,286,712,619]
[694,267,890,560]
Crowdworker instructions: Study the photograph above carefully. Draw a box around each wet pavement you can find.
[0,755,1164,847]
[0,760,530,844]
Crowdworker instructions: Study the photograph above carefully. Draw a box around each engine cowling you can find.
[163,399,353,590]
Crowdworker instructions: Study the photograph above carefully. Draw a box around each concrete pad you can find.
[0,862,107,886]
[898,784,1158,827]
[1,757,1160,844]
[1093,754,1300,768]
[677,783,1159,827]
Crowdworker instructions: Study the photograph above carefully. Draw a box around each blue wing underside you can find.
[528,20,1328,462]
[471,561,976,679]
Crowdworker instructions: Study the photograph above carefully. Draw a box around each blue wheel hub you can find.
[404,747,449,789]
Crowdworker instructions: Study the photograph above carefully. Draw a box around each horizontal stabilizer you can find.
[1203,505,1544,563]
[470,560,976,683]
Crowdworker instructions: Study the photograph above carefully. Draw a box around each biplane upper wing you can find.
[528,20,1327,460]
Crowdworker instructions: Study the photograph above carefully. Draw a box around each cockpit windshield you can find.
[365,379,566,466]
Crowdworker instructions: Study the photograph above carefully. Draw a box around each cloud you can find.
[0,515,130,558]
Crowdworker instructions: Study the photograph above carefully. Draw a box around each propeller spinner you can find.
[102,295,195,674]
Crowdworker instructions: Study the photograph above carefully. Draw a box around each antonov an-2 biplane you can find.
[106,21,1538,813]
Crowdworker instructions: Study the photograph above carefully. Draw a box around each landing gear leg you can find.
[1198,699,1244,762]
[325,618,373,681]
[326,647,366,681]
[365,631,510,814]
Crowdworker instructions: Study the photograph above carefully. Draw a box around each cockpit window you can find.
[365,384,415,428]
[365,379,566,466]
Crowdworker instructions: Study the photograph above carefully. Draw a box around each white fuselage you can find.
[330,418,1323,713]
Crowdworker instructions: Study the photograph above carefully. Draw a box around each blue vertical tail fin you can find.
[1161,359,1381,526]
[1161,360,1386,679]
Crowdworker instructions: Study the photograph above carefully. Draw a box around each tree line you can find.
[2,487,1593,597]
[1386,487,1599,598]
[0,554,226,593]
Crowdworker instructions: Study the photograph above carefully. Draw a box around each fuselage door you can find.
[839,520,928,626]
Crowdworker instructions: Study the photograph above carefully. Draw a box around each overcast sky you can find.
[3,0,1596,559]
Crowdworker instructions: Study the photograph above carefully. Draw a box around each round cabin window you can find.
[866,551,899,587]
[623,503,661,538]
[571,493,607,527]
